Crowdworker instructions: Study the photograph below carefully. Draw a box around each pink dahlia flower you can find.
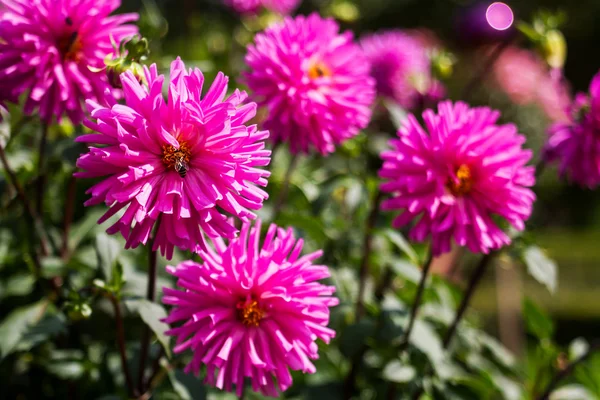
[75,58,271,259]
[545,71,600,188]
[491,46,570,122]
[360,30,446,110]
[244,13,376,155]
[379,101,535,255]
[162,220,338,397]
[225,0,299,15]
[0,0,138,124]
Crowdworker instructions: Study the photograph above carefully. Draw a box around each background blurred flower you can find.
[0,0,138,123]
[224,0,300,15]
[379,101,536,255]
[244,13,375,155]
[545,71,600,188]
[163,220,338,397]
[361,29,446,110]
[75,58,271,259]
[491,46,571,122]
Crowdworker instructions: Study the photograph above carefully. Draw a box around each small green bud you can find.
[431,50,456,80]
[541,29,567,69]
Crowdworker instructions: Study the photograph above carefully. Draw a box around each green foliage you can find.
[1,1,599,400]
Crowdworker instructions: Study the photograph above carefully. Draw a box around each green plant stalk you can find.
[0,141,51,256]
[272,152,299,219]
[109,294,136,398]
[35,123,49,238]
[411,252,497,399]
[137,239,159,394]
[355,189,384,319]
[537,341,600,400]
[398,252,433,351]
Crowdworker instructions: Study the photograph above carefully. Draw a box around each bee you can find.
[174,155,189,178]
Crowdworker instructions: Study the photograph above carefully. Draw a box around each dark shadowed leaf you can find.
[339,318,376,359]
[125,299,171,358]
[0,300,47,359]
[167,368,207,400]
[16,311,67,352]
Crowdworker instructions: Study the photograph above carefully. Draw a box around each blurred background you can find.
[117,0,600,350]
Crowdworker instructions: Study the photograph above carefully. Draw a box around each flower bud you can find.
[541,29,567,69]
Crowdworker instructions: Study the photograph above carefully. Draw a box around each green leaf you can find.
[1,273,35,298]
[382,360,416,383]
[339,318,376,359]
[522,297,554,339]
[523,246,558,294]
[569,338,589,361]
[125,299,171,358]
[69,209,105,251]
[95,233,121,282]
[16,312,67,352]
[549,385,594,400]
[167,368,207,400]
[383,99,409,129]
[383,228,419,265]
[0,300,47,359]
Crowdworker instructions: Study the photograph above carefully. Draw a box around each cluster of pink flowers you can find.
[0,0,138,123]
[491,46,571,122]
[360,29,446,110]
[545,70,600,188]
[244,13,376,155]
[224,0,300,15]
[10,0,599,396]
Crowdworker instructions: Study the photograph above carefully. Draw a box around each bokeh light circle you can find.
[486,2,514,31]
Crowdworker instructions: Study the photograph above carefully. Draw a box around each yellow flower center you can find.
[162,142,191,168]
[308,61,332,79]
[448,164,473,196]
[237,299,263,327]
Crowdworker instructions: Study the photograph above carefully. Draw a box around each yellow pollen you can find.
[448,164,473,196]
[308,61,332,79]
[237,299,263,327]
[162,142,191,169]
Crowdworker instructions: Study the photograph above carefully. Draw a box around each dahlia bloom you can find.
[245,13,376,155]
[75,58,271,259]
[491,46,570,122]
[545,71,600,188]
[225,0,299,15]
[162,220,338,396]
[361,30,446,110]
[379,101,535,255]
[0,0,138,124]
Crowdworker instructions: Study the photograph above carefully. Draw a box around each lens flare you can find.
[486,2,514,31]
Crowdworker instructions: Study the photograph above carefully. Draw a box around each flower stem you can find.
[109,294,136,398]
[0,142,51,256]
[137,222,160,394]
[355,190,384,319]
[398,252,434,351]
[35,123,49,231]
[272,152,299,219]
[61,175,77,259]
[442,252,495,348]
[537,341,600,400]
